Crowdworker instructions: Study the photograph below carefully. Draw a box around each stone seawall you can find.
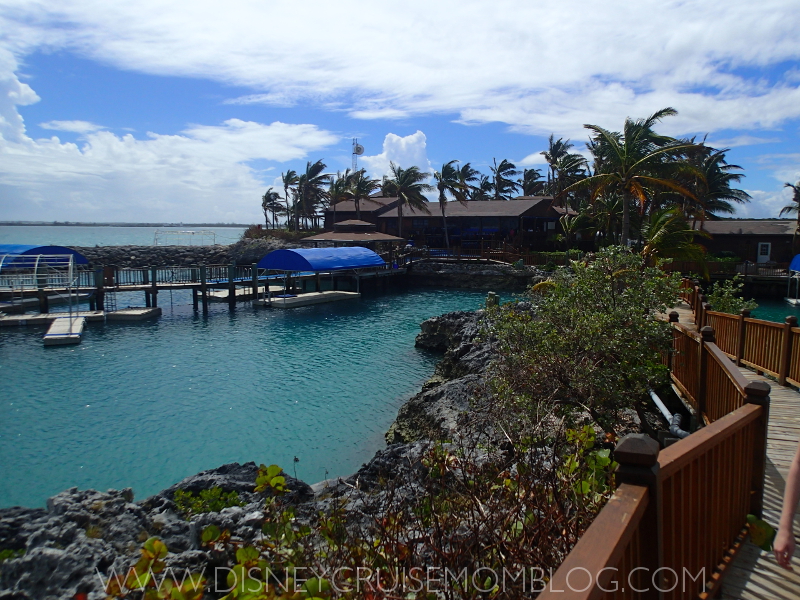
[72,238,298,269]
[406,260,543,291]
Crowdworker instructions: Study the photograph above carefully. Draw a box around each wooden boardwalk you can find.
[720,368,800,599]
[669,301,800,598]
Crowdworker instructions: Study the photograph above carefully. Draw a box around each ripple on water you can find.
[0,288,506,507]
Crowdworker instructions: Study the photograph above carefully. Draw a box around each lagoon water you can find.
[0,288,503,508]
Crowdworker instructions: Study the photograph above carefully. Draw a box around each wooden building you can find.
[695,219,798,263]
[326,196,569,249]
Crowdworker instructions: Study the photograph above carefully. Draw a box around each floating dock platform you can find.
[106,307,162,321]
[254,291,360,309]
[43,316,85,346]
[0,311,105,327]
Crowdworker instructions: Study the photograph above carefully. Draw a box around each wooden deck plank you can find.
[721,366,800,599]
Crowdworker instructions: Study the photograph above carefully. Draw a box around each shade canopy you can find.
[257,247,385,272]
[790,254,800,273]
[0,245,89,270]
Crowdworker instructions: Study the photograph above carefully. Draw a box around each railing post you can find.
[615,434,663,600]
[150,266,158,308]
[778,316,798,385]
[698,326,715,421]
[699,297,709,328]
[200,265,208,313]
[94,268,105,312]
[736,308,750,366]
[744,380,771,517]
[228,263,236,309]
[251,263,259,300]
[668,311,679,372]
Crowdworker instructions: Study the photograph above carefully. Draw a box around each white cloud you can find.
[0,55,339,221]
[1,1,799,138]
[360,131,431,178]
[704,135,781,148]
[736,187,797,219]
[39,120,104,133]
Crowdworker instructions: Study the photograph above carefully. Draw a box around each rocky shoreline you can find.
[0,309,494,600]
[406,261,542,291]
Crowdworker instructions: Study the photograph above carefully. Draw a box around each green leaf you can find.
[201,524,221,544]
[235,546,260,564]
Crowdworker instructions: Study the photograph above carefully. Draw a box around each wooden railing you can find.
[681,278,800,387]
[539,311,771,599]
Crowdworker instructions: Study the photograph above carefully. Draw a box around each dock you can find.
[254,291,360,308]
[43,316,85,346]
[0,310,105,327]
[106,307,162,321]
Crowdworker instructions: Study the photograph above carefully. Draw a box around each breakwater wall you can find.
[407,260,544,291]
[72,238,297,268]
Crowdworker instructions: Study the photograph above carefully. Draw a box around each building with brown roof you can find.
[326,196,568,249]
[694,220,798,263]
[301,219,405,247]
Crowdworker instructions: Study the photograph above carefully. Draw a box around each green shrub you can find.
[0,548,24,563]
[173,487,244,519]
[706,275,758,315]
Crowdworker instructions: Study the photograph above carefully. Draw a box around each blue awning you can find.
[0,245,89,270]
[257,247,385,271]
[790,254,800,273]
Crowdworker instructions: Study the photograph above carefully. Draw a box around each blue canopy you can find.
[790,254,800,273]
[0,245,89,270]
[257,247,385,272]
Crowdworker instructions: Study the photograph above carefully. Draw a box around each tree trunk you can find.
[621,189,631,247]
[442,206,450,251]
[398,203,403,238]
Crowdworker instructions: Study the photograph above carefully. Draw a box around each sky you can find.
[0,1,799,224]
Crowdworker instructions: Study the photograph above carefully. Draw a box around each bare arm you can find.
[775,441,800,570]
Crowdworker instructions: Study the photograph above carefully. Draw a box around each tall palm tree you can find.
[328,170,352,228]
[281,170,299,230]
[520,167,545,196]
[382,162,434,238]
[490,158,521,201]
[348,169,382,221]
[472,174,493,201]
[569,107,697,246]
[541,135,574,195]
[433,160,467,250]
[552,153,588,207]
[295,160,330,231]
[456,162,481,200]
[781,181,800,222]
[261,188,281,229]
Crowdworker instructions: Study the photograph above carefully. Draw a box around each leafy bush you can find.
[485,246,681,437]
[0,548,24,563]
[173,487,244,519]
[706,275,758,314]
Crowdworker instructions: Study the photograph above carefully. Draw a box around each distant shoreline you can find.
[0,222,251,228]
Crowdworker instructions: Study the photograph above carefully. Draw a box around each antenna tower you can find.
[352,138,364,172]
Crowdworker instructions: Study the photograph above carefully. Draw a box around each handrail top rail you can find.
[705,342,750,392]
[658,403,762,478]
[537,484,649,600]
[705,310,739,320]
[744,316,788,328]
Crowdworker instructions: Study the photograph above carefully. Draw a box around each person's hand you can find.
[774,528,795,570]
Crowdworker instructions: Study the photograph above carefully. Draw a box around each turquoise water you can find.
[750,298,800,323]
[0,289,503,508]
[0,225,246,247]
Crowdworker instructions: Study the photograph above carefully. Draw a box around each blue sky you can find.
[1,1,799,223]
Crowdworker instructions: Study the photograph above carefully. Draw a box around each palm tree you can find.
[640,207,709,265]
[348,169,382,221]
[569,107,697,246]
[781,181,800,221]
[472,174,493,201]
[433,160,467,250]
[541,135,574,195]
[382,162,434,238]
[490,158,521,201]
[328,170,352,228]
[261,188,281,229]
[520,168,545,196]
[295,160,330,231]
[281,170,299,230]
[456,162,481,200]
